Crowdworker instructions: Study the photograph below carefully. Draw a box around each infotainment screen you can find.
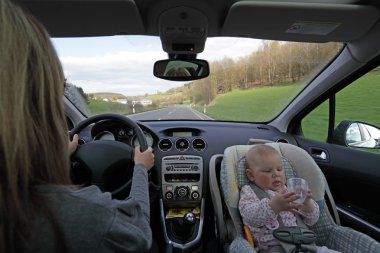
[172,131,192,137]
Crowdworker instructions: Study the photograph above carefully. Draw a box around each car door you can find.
[290,64,380,242]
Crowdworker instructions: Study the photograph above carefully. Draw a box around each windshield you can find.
[54,36,342,122]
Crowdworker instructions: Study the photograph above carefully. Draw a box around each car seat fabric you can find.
[220,143,380,253]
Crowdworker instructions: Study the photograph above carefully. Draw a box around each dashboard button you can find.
[191,185,198,191]
[191,191,200,199]
[165,191,174,200]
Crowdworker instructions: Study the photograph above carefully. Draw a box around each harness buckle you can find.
[273,226,316,253]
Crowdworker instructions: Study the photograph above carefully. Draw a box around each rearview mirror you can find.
[153,59,209,81]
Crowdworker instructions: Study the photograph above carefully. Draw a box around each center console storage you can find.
[160,155,204,252]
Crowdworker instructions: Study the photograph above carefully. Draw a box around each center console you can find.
[160,155,204,252]
[162,155,203,202]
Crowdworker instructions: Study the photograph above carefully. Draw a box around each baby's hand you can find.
[297,190,315,213]
[270,190,300,214]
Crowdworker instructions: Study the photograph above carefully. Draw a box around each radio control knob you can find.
[165,191,174,200]
[191,191,200,199]
[175,186,190,199]
[178,188,187,197]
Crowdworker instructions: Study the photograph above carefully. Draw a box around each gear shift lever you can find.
[179,212,196,240]
[170,212,197,242]
[183,212,196,226]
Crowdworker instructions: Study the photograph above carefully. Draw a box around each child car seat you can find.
[209,142,380,253]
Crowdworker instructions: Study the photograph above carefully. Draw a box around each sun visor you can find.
[16,0,145,37]
[222,1,379,42]
[158,6,208,54]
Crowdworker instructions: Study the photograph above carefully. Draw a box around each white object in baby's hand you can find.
[287,177,308,204]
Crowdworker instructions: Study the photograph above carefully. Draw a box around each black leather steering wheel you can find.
[69,113,148,197]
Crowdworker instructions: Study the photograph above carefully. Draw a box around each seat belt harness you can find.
[248,183,317,253]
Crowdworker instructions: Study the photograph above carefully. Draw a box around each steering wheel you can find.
[69,113,148,197]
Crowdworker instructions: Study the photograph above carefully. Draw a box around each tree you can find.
[183,41,341,106]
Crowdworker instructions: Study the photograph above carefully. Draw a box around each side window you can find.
[301,100,329,142]
[302,66,380,153]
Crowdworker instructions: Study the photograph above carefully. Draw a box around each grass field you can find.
[88,100,130,115]
[302,72,380,141]
[200,71,380,142]
[204,84,303,122]
[88,100,160,115]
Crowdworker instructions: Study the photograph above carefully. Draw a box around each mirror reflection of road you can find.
[127,105,213,120]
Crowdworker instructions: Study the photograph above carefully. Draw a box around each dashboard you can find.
[81,119,297,204]
[75,118,299,249]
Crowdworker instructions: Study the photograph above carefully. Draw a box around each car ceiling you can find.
[13,0,380,87]
[14,0,380,43]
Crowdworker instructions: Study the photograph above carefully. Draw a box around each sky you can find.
[52,36,262,96]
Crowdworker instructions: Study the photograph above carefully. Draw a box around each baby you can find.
[239,144,339,253]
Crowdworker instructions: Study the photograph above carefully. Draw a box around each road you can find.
[127,105,213,121]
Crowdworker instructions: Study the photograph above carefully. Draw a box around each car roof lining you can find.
[222,1,379,42]
[16,0,145,37]
[15,0,380,44]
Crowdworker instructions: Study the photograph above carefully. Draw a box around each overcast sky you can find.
[52,36,262,96]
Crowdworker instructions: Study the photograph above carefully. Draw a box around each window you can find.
[301,66,380,154]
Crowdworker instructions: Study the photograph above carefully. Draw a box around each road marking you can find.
[126,107,168,117]
[189,108,214,120]
[168,112,172,114]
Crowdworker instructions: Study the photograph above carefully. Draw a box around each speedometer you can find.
[94,131,115,141]
[132,131,154,148]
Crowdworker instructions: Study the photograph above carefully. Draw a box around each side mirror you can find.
[153,59,209,81]
[333,120,380,148]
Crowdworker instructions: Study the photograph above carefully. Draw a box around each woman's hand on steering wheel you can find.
[69,113,149,197]
[134,146,155,171]
[69,133,79,156]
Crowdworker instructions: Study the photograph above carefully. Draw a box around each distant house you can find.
[102,98,109,102]
[117,98,128,104]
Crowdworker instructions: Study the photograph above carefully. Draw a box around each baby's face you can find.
[246,153,285,192]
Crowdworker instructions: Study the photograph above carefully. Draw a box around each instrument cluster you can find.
[92,121,155,148]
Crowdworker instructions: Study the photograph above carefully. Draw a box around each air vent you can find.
[158,139,173,151]
[175,138,189,151]
[276,138,289,143]
[192,138,206,151]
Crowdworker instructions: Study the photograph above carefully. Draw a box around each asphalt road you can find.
[127,105,213,121]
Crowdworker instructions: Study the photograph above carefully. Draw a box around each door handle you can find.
[310,148,329,161]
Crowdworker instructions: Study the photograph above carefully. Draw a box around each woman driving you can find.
[0,0,154,252]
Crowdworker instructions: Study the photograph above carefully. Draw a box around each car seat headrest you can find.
[222,143,326,204]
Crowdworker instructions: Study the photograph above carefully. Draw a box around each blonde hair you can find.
[245,144,280,170]
[0,0,71,251]
[165,67,191,77]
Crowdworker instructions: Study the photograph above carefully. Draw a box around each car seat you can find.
[209,142,380,253]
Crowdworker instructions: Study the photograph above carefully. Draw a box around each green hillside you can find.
[199,71,380,142]
[204,84,302,122]
[302,71,380,141]
[88,100,129,115]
